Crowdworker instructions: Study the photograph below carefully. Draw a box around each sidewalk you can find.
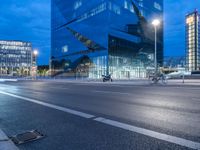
[0,129,18,150]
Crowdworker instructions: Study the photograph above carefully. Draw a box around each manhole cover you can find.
[10,130,45,145]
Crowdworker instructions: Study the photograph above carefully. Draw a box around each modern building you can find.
[186,10,200,71]
[0,40,32,76]
[51,0,163,79]
[164,56,185,68]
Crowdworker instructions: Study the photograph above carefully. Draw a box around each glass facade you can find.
[0,40,32,76]
[164,56,185,68]
[186,10,200,71]
[51,0,163,79]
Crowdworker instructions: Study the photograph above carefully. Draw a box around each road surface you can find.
[0,80,200,150]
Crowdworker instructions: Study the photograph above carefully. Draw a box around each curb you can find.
[0,79,18,82]
[0,129,19,150]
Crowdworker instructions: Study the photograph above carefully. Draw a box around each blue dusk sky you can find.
[0,0,199,65]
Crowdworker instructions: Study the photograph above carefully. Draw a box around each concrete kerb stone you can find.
[0,129,19,150]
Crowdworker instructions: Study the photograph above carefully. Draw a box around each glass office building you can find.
[186,10,200,71]
[164,56,185,68]
[51,0,163,79]
[0,40,32,76]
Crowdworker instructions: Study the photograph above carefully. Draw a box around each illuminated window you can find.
[154,2,162,10]
[124,0,128,9]
[186,16,194,24]
[123,0,134,13]
[74,0,82,10]
[62,45,68,53]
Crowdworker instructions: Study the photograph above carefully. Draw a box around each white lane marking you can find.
[0,91,94,119]
[1,90,200,149]
[162,86,200,90]
[93,90,200,102]
[98,84,200,90]
[0,129,19,150]
[92,90,131,95]
[94,117,200,150]
[18,86,69,91]
[49,87,69,90]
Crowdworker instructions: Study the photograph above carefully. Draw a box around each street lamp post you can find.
[33,50,38,64]
[152,19,160,76]
[33,50,38,79]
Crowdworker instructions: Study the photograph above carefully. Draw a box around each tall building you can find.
[51,0,163,79]
[0,40,32,76]
[186,10,200,71]
[164,56,185,68]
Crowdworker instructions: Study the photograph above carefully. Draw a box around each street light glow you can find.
[33,50,38,56]
[152,19,160,26]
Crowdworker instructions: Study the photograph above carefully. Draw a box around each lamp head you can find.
[33,50,38,56]
[152,19,160,27]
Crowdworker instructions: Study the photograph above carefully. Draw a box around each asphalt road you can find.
[0,80,200,150]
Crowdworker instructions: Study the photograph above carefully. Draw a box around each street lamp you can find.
[33,50,38,65]
[33,49,38,79]
[152,19,160,75]
[33,50,38,56]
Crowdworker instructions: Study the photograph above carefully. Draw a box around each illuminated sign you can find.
[186,16,194,24]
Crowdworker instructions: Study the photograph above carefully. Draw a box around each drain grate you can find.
[10,130,45,145]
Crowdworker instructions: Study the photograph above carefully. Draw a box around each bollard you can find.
[182,73,185,84]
